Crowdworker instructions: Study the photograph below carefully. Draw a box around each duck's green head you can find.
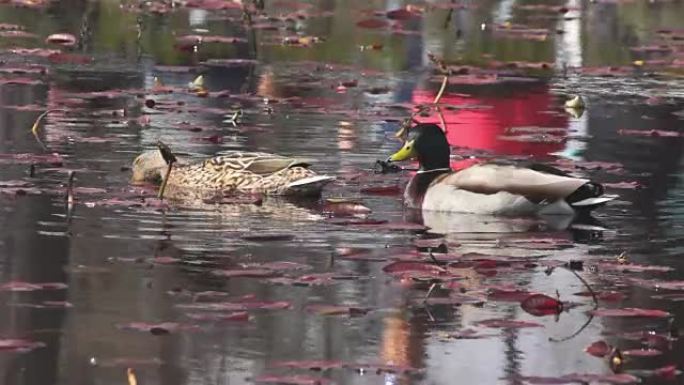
[131,149,166,183]
[388,123,451,170]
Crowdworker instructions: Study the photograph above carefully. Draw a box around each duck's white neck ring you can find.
[417,168,451,174]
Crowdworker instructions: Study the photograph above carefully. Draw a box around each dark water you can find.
[1,0,684,384]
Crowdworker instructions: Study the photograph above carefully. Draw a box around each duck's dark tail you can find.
[566,182,616,210]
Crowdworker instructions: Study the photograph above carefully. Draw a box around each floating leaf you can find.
[520,294,563,317]
[305,304,370,316]
[272,360,345,371]
[185,311,249,322]
[622,349,662,357]
[117,322,199,335]
[356,18,389,29]
[0,338,45,353]
[589,308,671,318]
[45,33,76,46]
[476,319,543,329]
[178,300,291,312]
[585,340,612,358]
[254,375,334,385]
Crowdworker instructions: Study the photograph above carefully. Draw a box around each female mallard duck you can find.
[131,148,334,199]
[386,123,615,215]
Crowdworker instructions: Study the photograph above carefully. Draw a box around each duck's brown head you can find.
[131,149,167,184]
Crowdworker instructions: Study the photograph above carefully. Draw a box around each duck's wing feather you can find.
[441,164,589,203]
[202,152,314,175]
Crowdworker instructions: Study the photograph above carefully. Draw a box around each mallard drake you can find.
[131,148,334,199]
[386,123,615,215]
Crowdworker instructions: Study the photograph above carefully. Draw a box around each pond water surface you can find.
[1,0,684,384]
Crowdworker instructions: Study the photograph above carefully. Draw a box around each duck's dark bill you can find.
[388,139,417,162]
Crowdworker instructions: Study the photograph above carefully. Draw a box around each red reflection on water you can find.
[412,84,568,158]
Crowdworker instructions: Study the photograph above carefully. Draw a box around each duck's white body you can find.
[409,164,614,216]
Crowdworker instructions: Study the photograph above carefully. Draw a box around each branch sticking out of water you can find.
[66,171,75,205]
[432,75,448,105]
[548,267,599,343]
[30,109,61,151]
[156,141,177,200]
[127,368,137,385]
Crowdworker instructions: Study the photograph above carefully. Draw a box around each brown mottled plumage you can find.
[131,149,334,200]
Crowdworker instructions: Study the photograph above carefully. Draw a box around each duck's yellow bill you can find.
[388,139,416,162]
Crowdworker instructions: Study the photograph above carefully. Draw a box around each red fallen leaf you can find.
[13,301,73,308]
[603,181,640,189]
[622,349,662,357]
[272,360,345,371]
[348,363,420,374]
[211,269,277,278]
[356,18,389,29]
[45,33,77,47]
[0,281,67,291]
[476,319,543,329]
[305,304,370,316]
[589,308,671,318]
[321,200,371,216]
[243,261,311,271]
[241,232,294,242]
[96,357,163,368]
[0,339,45,353]
[654,365,678,380]
[618,128,681,137]
[574,291,625,302]
[382,261,445,275]
[0,153,63,166]
[254,374,333,385]
[386,8,419,20]
[597,262,673,273]
[117,322,199,334]
[48,52,93,64]
[186,311,249,322]
[520,294,563,316]
[0,30,37,38]
[513,373,639,384]
[177,300,291,312]
[151,256,180,264]
[585,340,612,357]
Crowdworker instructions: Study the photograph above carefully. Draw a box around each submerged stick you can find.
[432,75,448,105]
[66,171,75,205]
[30,109,58,151]
[158,162,174,200]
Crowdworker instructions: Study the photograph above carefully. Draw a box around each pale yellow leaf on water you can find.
[339,121,352,127]
[127,368,137,385]
[189,75,204,89]
[633,60,644,67]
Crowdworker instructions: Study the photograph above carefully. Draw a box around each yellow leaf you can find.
[189,75,204,90]
[633,60,644,67]
[127,368,137,385]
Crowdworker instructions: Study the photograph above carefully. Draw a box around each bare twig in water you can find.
[30,109,61,151]
[433,75,449,105]
[549,267,599,342]
[127,368,138,385]
[158,162,174,200]
[66,171,75,205]
[424,282,438,302]
[436,105,448,134]
[566,267,598,309]
[156,141,177,200]
[443,8,453,29]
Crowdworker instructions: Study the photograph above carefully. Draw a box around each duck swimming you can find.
[131,147,334,199]
[386,123,615,216]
